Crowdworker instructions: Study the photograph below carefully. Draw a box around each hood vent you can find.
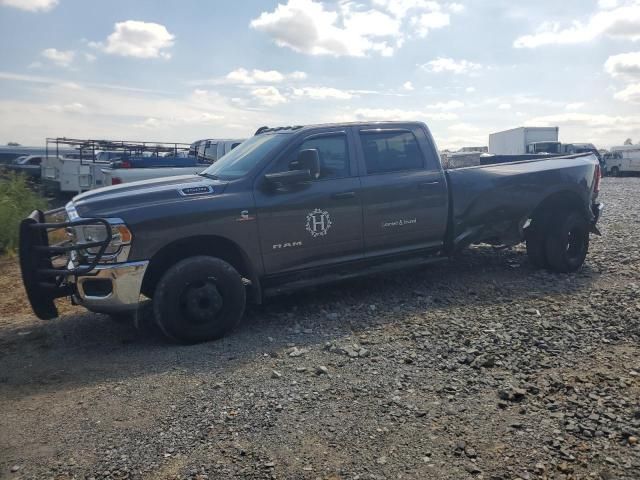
[179,185,214,196]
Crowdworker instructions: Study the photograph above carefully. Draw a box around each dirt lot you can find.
[1,178,639,480]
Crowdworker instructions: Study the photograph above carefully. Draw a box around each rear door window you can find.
[360,131,423,174]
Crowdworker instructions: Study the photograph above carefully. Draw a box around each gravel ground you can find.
[0,177,639,480]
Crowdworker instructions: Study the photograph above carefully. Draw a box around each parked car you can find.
[19,121,602,344]
[4,155,43,179]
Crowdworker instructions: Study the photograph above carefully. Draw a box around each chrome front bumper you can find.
[72,261,148,314]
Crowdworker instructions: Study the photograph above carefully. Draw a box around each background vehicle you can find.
[20,121,602,344]
[43,138,193,194]
[194,138,244,163]
[0,146,74,165]
[489,127,559,155]
[103,139,245,186]
[606,145,640,176]
[563,143,602,166]
[3,155,43,179]
[526,141,562,154]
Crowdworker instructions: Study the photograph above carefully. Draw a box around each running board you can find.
[263,255,447,298]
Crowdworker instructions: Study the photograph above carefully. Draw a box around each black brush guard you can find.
[19,210,112,320]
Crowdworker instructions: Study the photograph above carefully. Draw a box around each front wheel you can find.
[153,256,246,343]
[610,166,620,177]
[545,211,590,273]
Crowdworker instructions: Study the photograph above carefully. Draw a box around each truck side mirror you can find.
[291,149,320,179]
[263,148,320,188]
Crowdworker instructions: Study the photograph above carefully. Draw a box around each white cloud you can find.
[403,81,414,91]
[371,0,426,19]
[528,112,640,128]
[524,111,640,147]
[484,95,565,108]
[227,68,283,84]
[447,122,481,133]
[599,0,619,8]
[251,86,288,106]
[0,0,57,11]
[514,1,640,48]
[498,103,512,110]
[292,86,353,100]
[565,102,585,110]
[605,51,640,80]
[41,48,75,67]
[46,102,85,113]
[346,108,458,122]
[224,68,306,85]
[250,0,391,57]
[373,0,463,20]
[343,8,401,37]
[250,0,460,57]
[413,11,450,37]
[428,100,465,110]
[614,82,640,103]
[465,86,476,93]
[422,57,482,74]
[0,74,269,144]
[94,20,175,59]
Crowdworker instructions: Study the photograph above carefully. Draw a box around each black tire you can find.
[545,211,590,273]
[153,256,246,343]
[526,226,548,269]
[610,167,620,177]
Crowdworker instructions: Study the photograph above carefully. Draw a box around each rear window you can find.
[360,131,423,174]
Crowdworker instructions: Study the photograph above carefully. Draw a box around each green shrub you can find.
[0,172,48,253]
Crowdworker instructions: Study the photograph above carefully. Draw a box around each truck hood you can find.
[72,174,228,218]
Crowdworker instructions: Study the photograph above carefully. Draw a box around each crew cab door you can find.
[357,126,448,256]
[254,130,363,274]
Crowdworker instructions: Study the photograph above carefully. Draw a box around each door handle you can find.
[418,181,439,189]
[332,191,356,199]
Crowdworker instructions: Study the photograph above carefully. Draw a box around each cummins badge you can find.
[306,209,332,237]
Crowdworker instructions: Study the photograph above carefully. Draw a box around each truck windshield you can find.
[200,133,290,180]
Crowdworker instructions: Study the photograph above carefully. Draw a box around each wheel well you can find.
[529,191,585,232]
[141,236,261,303]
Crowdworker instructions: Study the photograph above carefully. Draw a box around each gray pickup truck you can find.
[19,122,603,343]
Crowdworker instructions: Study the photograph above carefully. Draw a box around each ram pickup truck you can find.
[19,121,603,343]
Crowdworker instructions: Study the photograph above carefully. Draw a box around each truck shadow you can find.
[0,245,598,399]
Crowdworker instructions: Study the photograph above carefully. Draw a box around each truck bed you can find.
[445,153,599,251]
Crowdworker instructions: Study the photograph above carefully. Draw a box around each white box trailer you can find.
[489,127,559,155]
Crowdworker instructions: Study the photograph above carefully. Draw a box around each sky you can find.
[0,0,639,150]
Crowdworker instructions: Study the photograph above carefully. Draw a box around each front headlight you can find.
[75,223,132,255]
[70,221,132,263]
[64,203,132,263]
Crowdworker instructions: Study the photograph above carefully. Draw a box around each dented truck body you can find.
[19,121,602,343]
